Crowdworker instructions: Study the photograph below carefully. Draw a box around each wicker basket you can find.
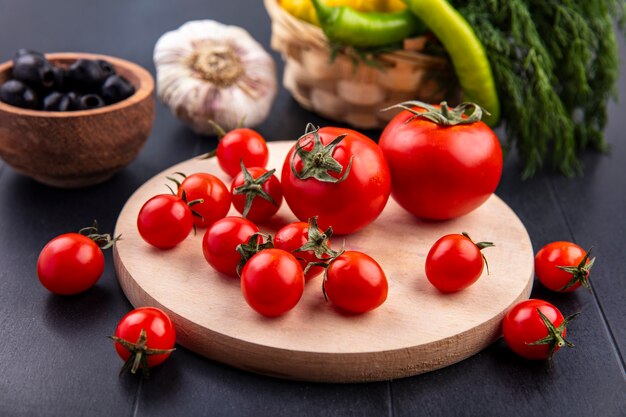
[264,0,460,129]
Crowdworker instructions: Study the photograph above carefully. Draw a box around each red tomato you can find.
[425,233,494,293]
[37,233,105,295]
[274,219,334,280]
[535,241,595,292]
[502,299,576,361]
[177,173,231,228]
[281,126,391,235]
[137,194,194,249]
[324,251,388,313]
[202,216,259,276]
[241,249,305,317]
[217,128,269,177]
[112,307,176,376]
[231,166,283,222]
[379,102,503,220]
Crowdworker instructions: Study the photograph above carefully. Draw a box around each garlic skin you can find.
[154,20,277,134]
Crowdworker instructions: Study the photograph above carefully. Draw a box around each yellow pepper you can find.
[279,0,406,26]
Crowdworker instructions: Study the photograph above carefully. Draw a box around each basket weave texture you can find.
[264,0,460,129]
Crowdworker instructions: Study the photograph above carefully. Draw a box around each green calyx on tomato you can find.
[556,248,595,292]
[78,220,120,250]
[293,216,340,274]
[236,232,274,276]
[382,100,486,126]
[461,232,494,274]
[165,172,205,221]
[291,123,354,184]
[109,328,176,378]
[233,161,278,218]
[528,309,578,364]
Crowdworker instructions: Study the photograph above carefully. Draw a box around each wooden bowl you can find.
[0,53,155,188]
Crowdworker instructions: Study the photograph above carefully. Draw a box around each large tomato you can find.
[379,102,503,220]
[281,126,391,235]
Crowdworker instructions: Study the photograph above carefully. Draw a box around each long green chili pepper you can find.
[311,0,425,47]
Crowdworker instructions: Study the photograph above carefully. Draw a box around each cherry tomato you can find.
[231,166,283,222]
[502,299,576,361]
[202,216,259,276]
[535,241,595,292]
[177,173,231,228]
[217,128,269,177]
[37,233,105,295]
[112,307,176,376]
[425,233,494,293]
[324,251,388,313]
[241,249,305,317]
[281,126,391,235]
[274,218,334,280]
[379,102,503,220]
[137,194,194,249]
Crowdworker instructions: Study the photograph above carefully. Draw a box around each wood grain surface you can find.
[113,141,534,382]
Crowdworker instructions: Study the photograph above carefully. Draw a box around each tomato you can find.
[37,233,105,295]
[202,216,259,276]
[241,249,305,317]
[281,126,391,235]
[502,299,577,361]
[425,233,494,293]
[177,173,231,228]
[137,194,194,249]
[111,307,176,377]
[379,102,503,220]
[217,128,269,177]
[535,241,595,292]
[324,251,388,313]
[231,165,283,222]
[274,217,335,280]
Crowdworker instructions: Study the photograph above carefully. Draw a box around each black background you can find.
[0,1,624,416]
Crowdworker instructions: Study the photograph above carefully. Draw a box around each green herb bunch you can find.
[449,0,626,177]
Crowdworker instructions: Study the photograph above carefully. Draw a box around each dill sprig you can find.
[450,0,626,178]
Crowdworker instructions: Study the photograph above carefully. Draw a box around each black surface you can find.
[0,1,625,416]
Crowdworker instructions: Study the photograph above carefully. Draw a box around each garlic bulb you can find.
[154,20,277,134]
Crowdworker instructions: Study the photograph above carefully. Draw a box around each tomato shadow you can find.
[42,286,115,336]
[488,338,554,374]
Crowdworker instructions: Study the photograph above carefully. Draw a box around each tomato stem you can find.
[236,233,274,276]
[290,123,354,184]
[207,119,227,138]
[382,101,488,126]
[527,309,578,364]
[109,328,176,378]
[461,232,494,275]
[233,160,278,218]
[78,220,120,250]
[556,247,596,292]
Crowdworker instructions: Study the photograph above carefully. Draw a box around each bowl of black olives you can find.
[0,50,154,187]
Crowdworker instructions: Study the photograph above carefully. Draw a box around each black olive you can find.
[0,79,39,109]
[59,92,79,111]
[43,91,65,111]
[12,54,55,89]
[68,59,110,92]
[77,93,105,110]
[97,60,116,78]
[101,75,135,104]
[51,67,69,92]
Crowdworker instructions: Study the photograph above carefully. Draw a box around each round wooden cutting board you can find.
[113,141,534,382]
